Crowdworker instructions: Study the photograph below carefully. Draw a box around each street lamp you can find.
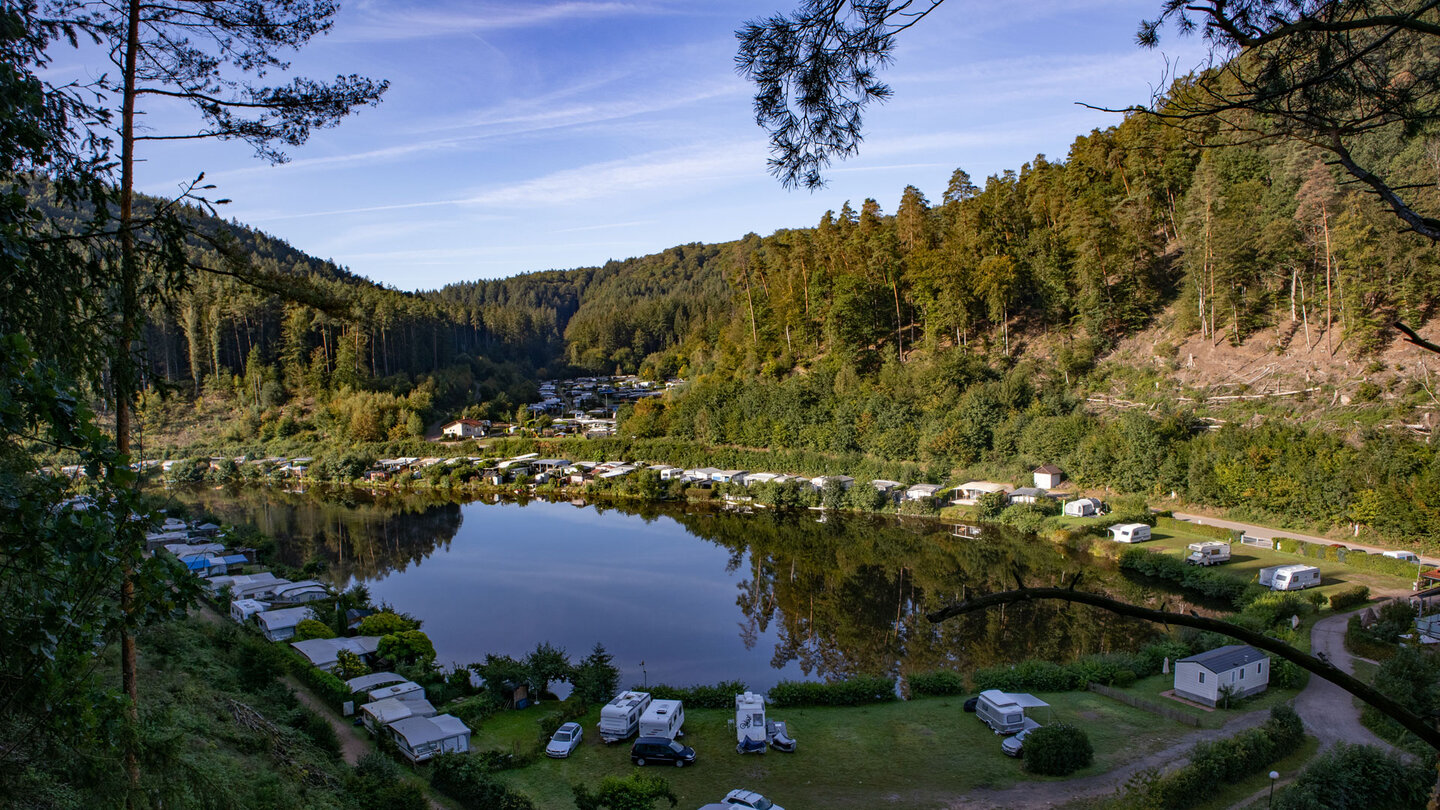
[1268,770,1279,807]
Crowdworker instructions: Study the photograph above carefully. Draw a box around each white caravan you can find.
[598,690,652,743]
[735,691,767,753]
[1108,523,1152,543]
[638,699,685,740]
[1383,550,1421,563]
[1186,542,1231,566]
[1259,564,1321,591]
[975,689,1049,735]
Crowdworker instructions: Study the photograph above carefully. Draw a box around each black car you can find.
[630,736,696,767]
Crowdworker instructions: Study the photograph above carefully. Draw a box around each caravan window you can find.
[1258,662,1264,673]
[1198,672,1205,684]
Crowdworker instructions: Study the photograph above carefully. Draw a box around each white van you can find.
[735,691,767,753]
[1186,541,1231,566]
[638,699,685,740]
[1259,564,1321,591]
[1382,550,1421,563]
[1109,523,1152,543]
[598,690,652,743]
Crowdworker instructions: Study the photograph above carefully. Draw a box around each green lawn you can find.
[483,694,1203,810]
[1141,528,1412,600]
[1121,674,1304,729]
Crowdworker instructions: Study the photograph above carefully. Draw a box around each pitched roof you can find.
[1178,644,1269,673]
[1034,464,1063,474]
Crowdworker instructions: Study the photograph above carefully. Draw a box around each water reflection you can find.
[166,486,1197,689]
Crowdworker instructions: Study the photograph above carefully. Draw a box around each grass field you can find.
[1122,674,1303,729]
[484,693,1204,810]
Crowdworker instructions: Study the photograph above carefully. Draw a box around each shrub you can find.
[908,669,968,698]
[973,660,1082,692]
[345,752,428,810]
[1142,706,1305,810]
[430,753,535,810]
[537,700,590,745]
[293,618,336,641]
[1118,548,1253,605]
[1273,743,1431,810]
[289,704,341,758]
[449,694,503,731]
[1328,585,1370,611]
[767,676,896,707]
[1022,723,1093,776]
[644,680,748,709]
[357,611,422,636]
[286,649,352,709]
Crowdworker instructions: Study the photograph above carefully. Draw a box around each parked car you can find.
[545,721,582,758]
[1001,727,1033,758]
[724,789,784,810]
[630,735,695,767]
[963,696,979,712]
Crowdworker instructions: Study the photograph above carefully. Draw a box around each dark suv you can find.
[630,736,696,767]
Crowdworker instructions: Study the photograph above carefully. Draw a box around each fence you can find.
[1239,534,1274,549]
[1087,682,1202,727]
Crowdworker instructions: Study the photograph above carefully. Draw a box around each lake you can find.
[167,485,1196,692]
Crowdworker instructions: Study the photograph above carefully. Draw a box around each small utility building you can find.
[1173,645,1270,706]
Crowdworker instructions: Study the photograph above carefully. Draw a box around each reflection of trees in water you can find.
[168,486,1210,680]
[677,510,1198,682]
[166,485,464,583]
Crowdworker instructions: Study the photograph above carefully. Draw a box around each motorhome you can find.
[638,699,685,740]
[1259,564,1321,591]
[1108,523,1152,543]
[975,689,1049,735]
[735,691,767,753]
[598,691,652,743]
[1186,541,1231,566]
[1383,550,1421,563]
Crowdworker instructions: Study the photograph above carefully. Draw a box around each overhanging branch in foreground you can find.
[925,583,1440,752]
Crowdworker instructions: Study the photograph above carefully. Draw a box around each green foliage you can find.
[1273,743,1432,810]
[1328,585,1370,611]
[293,618,336,641]
[377,630,436,670]
[1360,647,1440,752]
[1140,706,1305,810]
[643,680,749,709]
[524,641,572,698]
[572,643,621,706]
[287,650,353,709]
[471,653,531,704]
[571,772,679,810]
[907,669,968,698]
[355,611,421,636]
[767,676,896,707]
[346,752,429,810]
[429,752,536,810]
[448,693,504,730]
[1022,723,1093,776]
[536,699,590,745]
[333,648,371,680]
[1119,548,1254,605]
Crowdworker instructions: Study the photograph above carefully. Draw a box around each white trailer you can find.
[735,691,767,753]
[1383,550,1421,563]
[1259,564,1321,591]
[638,699,685,739]
[975,689,1049,735]
[1108,523,1152,543]
[598,690,651,743]
[1186,541,1231,566]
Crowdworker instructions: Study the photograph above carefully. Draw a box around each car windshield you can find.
[667,741,685,753]
[553,731,571,742]
[752,800,773,810]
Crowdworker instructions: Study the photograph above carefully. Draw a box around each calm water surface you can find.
[170,486,1201,692]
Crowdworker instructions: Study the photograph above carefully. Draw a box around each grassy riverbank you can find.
[477,693,1214,810]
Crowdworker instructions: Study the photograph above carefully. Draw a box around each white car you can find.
[724,789,784,810]
[1001,727,1033,758]
[545,721,583,758]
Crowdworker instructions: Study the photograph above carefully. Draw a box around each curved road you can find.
[945,608,1398,809]
[1167,511,1437,574]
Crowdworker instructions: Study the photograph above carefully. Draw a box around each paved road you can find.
[1294,611,1397,752]
[1167,511,1437,570]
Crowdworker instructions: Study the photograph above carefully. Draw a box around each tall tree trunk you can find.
[1322,203,1334,355]
[118,0,142,801]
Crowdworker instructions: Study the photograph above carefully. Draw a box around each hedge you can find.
[1119,548,1254,606]
[642,680,748,709]
[1328,585,1371,610]
[286,648,352,710]
[1023,723,1093,775]
[907,669,967,698]
[767,676,896,707]
[1141,706,1305,810]
[1273,539,1420,579]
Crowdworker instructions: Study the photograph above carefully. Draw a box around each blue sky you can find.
[84,1,1208,290]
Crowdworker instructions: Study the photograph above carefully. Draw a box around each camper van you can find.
[598,691,652,743]
[975,689,1048,735]
[1383,550,1421,563]
[638,699,685,740]
[735,691,767,753]
[1108,523,1152,543]
[1186,541,1231,566]
[1259,564,1321,591]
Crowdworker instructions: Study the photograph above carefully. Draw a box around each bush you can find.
[1119,548,1253,605]
[644,680,748,709]
[1142,706,1305,810]
[292,618,336,641]
[345,752,428,810]
[1273,743,1432,810]
[907,669,968,697]
[1328,585,1370,610]
[973,660,1082,692]
[429,753,535,810]
[286,649,353,709]
[1022,723,1093,776]
[537,699,590,745]
[449,694,503,731]
[767,676,896,707]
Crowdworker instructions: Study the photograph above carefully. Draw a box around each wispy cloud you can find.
[336,1,666,43]
[551,219,656,233]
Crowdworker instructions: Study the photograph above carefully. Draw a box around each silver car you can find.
[1001,727,1032,758]
[545,721,583,758]
[724,789,784,810]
